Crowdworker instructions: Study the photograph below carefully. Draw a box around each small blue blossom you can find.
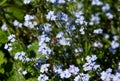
[23,0,31,4]
[38,74,49,81]
[74,73,90,81]
[102,4,110,12]
[46,11,56,21]
[91,0,103,6]
[1,24,7,31]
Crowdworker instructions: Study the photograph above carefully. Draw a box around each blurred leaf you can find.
[10,41,25,56]
[0,51,6,65]
[84,41,91,56]
[76,58,81,64]
[28,41,38,52]
[13,0,23,6]
[6,7,25,21]
[0,0,7,6]
[7,72,25,81]
[26,78,37,81]
[0,30,8,43]
[27,41,39,57]
[27,41,46,59]
[0,51,6,74]
[0,67,4,74]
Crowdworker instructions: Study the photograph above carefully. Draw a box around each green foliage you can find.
[6,7,25,21]
[7,72,25,81]
[0,30,8,43]
[0,51,6,74]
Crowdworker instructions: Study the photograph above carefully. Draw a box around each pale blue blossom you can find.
[73,11,84,18]
[75,16,85,25]
[40,64,50,73]
[14,51,31,62]
[38,43,51,55]
[80,73,90,81]
[118,62,120,70]
[74,48,83,53]
[74,73,90,81]
[8,34,15,42]
[91,0,103,6]
[58,0,66,4]
[38,35,50,46]
[23,0,31,4]
[106,13,113,19]
[74,75,81,81]
[56,32,64,38]
[22,70,27,75]
[46,0,56,3]
[64,69,72,78]
[4,43,12,51]
[104,33,110,39]
[57,12,68,22]
[24,14,37,28]
[111,41,119,49]
[1,24,7,31]
[58,37,71,46]
[13,20,22,28]
[43,23,52,33]
[91,55,98,61]
[60,69,71,78]
[109,47,117,54]
[38,74,49,81]
[83,55,100,71]
[102,4,110,12]
[79,27,85,35]
[93,28,103,34]
[90,13,100,25]
[46,11,56,21]
[24,14,35,21]
[69,65,80,75]
[113,73,120,81]
[100,68,113,81]
[85,55,97,62]
[53,64,63,73]
[117,6,120,12]
[93,41,103,48]
[24,21,37,29]
[113,35,119,41]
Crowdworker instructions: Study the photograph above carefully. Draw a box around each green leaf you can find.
[0,51,6,74]
[26,78,37,81]
[0,0,7,6]
[10,41,25,56]
[0,30,8,43]
[27,41,39,57]
[27,41,46,59]
[76,58,81,64]
[0,51,6,65]
[6,7,25,21]
[28,41,39,52]
[7,72,25,81]
[84,41,91,56]
[0,67,4,74]
[13,0,23,6]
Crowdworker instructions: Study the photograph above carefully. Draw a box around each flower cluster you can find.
[0,0,120,81]
[53,64,79,79]
[14,51,31,62]
[4,34,16,51]
[24,14,37,29]
[83,55,100,71]
[74,73,90,81]
[101,68,120,81]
